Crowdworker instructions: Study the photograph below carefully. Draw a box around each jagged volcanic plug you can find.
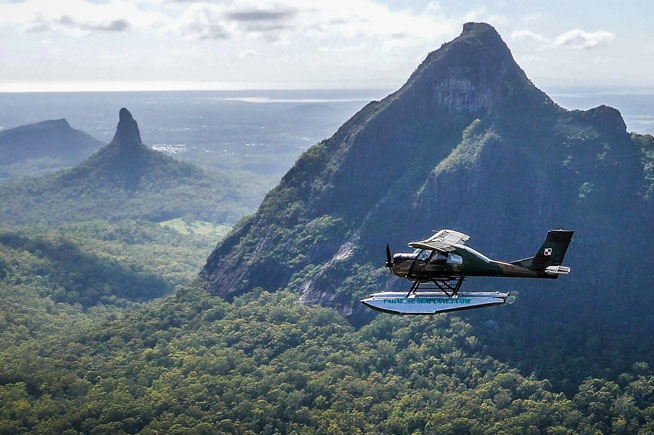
[0,108,257,225]
[201,23,653,325]
[79,107,187,189]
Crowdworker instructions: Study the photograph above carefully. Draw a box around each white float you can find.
[360,291,512,314]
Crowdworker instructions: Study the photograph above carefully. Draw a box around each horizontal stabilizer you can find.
[545,265,571,275]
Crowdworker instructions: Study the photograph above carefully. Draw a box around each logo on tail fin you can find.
[510,230,574,271]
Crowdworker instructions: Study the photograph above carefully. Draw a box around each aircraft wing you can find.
[408,229,470,252]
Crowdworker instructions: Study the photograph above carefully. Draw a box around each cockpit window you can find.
[415,249,431,261]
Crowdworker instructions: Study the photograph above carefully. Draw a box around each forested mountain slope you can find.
[202,23,653,320]
[0,220,222,309]
[201,23,654,387]
[0,118,103,180]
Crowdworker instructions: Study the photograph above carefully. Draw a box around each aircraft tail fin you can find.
[511,230,574,271]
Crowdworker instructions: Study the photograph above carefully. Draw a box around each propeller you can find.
[385,244,393,269]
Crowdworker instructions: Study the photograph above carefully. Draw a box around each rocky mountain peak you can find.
[582,105,628,134]
[71,107,215,192]
[112,107,143,148]
[400,22,551,114]
[44,118,70,129]
[77,108,153,188]
[10,118,71,132]
[200,22,650,325]
[461,22,503,41]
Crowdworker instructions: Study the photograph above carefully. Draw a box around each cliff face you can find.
[201,23,653,325]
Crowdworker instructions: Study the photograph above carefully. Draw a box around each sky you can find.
[0,0,652,92]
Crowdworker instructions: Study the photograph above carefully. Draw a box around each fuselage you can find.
[392,245,552,282]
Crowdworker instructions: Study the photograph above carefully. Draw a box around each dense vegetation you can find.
[0,156,262,226]
[2,287,654,434]
[0,220,225,308]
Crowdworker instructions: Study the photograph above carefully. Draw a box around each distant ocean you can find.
[546,90,654,135]
[0,88,651,178]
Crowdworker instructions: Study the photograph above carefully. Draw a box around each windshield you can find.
[413,249,431,261]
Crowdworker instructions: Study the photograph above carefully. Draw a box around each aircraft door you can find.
[430,252,448,265]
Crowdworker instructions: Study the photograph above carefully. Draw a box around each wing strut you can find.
[406,275,465,298]
[433,275,464,297]
[406,280,420,298]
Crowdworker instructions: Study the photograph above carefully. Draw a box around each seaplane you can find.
[360,229,573,315]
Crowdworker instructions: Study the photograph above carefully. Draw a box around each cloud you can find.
[171,0,457,47]
[0,0,167,36]
[462,6,508,28]
[225,9,296,23]
[225,7,297,32]
[319,42,367,52]
[178,5,230,39]
[25,18,50,33]
[238,49,258,58]
[25,14,130,34]
[555,29,614,49]
[176,5,299,39]
[511,29,547,43]
[521,13,543,24]
[3,0,459,50]
[57,15,130,32]
[2,0,161,37]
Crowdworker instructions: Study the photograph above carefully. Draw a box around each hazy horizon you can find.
[2,87,653,138]
[3,82,654,95]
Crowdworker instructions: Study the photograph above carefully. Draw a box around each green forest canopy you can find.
[2,286,654,434]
